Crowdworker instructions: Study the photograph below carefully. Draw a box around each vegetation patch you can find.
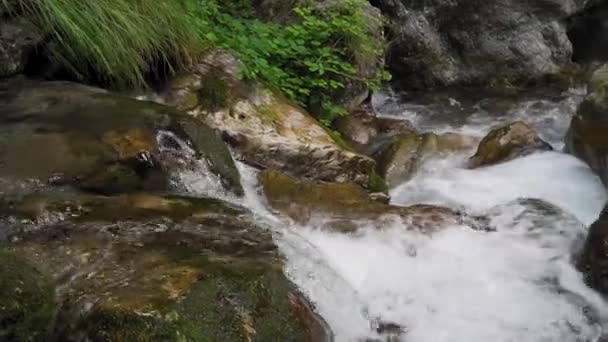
[7,0,388,126]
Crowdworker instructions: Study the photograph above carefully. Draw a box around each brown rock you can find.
[470,121,552,168]
[163,51,376,188]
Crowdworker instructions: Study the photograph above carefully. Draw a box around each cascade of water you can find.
[176,87,608,341]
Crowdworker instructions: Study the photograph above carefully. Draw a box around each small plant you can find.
[201,0,388,125]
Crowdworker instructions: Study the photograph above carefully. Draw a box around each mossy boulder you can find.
[566,64,608,185]
[0,192,330,341]
[470,121,552,168]
[258,169,474,232]
[0,250,56,342]
[163,51,375,189]
[0,77,243,195]
[376,132,477,187]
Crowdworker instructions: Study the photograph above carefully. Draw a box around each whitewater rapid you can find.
[178,86,608,341]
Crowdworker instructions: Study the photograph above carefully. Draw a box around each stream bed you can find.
[187,87,608,341]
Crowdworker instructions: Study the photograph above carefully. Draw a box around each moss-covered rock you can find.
[163,51,375,189]
[258,169,473,232]
[0,77,243,195]
[0,192,330,341]
[470,121,552,168]
[377,132,477,187]
[566,64,608,185]
[0,250,55,342]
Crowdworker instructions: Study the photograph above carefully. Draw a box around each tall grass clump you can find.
[11,0,203,88]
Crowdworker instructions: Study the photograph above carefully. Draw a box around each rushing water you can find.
[180,86,608,341]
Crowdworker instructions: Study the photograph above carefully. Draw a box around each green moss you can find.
[198,73,231,111]
[368,168,388,192]
[0,250,56,342]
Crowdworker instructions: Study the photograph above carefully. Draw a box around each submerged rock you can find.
[259,169,472,232]
[163,51,376,189]
[470,121,552,168]
[377,132,477,187]
[0,78,243,195]
[0,192,331,341]
[373,0,581,89]
[566,64,608,185]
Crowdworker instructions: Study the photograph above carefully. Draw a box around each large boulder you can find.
[258,169,480,232]
[578,205,608,294]
[372,0,583,89]
[0,78,243,195]
[0,192,331,341]
[0,17,42,78]
[565,64,608,185]
[470,121,553,168]
[377,132,477,187]
[163,51,376,189]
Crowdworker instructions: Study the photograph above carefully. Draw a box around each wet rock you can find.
[0,17,42,78]
[578,204,608,294]
[470,121,552,168]
[259,169,470,232]
[163,51,375,188]
[0,250,56,342]
[372,0,581,89]
[0,192,331,341]
[566,64,608,185]
[377,132,477,187]
[0,78,243,195]
[333,104,416,156]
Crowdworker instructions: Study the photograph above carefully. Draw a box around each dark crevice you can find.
[567,1,608,64]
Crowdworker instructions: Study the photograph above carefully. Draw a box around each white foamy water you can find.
[174,87,608,341]
[391,151,606,225]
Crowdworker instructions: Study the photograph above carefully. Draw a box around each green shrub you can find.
[8,0,388,125]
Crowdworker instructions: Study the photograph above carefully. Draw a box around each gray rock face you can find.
[565,64,608,185]
[0,18,42,78]
[373,0,584,89]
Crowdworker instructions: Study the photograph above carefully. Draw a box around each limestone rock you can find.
[163,51,376,188]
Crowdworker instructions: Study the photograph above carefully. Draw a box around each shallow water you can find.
[181,87,608,341]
